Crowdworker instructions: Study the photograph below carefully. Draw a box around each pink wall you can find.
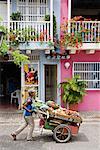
[60,0,100,111]
[61,51,100,111]
[60,0,68,23]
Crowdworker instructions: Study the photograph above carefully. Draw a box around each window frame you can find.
[17,0,48,21]
[73,62,100,90]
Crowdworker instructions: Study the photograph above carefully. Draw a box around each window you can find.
[73,62,100,90]
[17,0,48,21]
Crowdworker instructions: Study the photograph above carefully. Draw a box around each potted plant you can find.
[59,75,86,111]
[44,12,57,36]
[10,12,21,21]
[60,18,90,49]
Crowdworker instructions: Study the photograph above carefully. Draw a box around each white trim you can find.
[68,0,71,33]
[73,62,100,64]
[7,0,10,32]
[17,0,48,21]
[73,62,100,90]
[68,0,71,20]
[43,64,58,103]
[50,0,53,42]
[42,61,60,105]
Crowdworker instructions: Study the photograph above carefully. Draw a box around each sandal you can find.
[11,133,16,141]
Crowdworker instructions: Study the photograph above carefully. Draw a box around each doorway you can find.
[0,62,21,109]
[45,65,57,102]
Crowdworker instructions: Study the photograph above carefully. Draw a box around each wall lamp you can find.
[64,62,70,69]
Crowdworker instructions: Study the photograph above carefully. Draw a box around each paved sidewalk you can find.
[80,111,100,122]
[0,110,35,124]
[0,110,100,124]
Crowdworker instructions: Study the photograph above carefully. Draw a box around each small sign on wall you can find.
[24,64,38,85]
[21,63,39,104]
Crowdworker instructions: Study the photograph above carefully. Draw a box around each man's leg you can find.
[11,117,28,140]
[25,116,34,140]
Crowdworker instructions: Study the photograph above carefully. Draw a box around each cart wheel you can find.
[53,124,71,143]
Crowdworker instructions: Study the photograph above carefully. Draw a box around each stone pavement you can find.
[0,110,100,124]
[80,111,100,122]
[0,110,37,125]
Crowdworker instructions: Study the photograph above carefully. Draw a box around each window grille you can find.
[73,62,100,90]
[17,0,48,21]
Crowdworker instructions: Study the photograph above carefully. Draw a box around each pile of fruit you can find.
[34,100,82,124]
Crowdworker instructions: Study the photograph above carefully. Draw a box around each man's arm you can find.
[23,102,32,113]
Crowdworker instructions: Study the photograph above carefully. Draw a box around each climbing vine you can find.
[0,22,29,67]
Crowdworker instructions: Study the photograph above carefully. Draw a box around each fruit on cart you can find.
[48,108,82,123]
[46,100,59,109]
[40,104,49,111]
[33,100,44,108]
[34,100,82,123]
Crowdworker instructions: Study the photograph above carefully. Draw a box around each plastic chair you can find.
[11,89,21,109]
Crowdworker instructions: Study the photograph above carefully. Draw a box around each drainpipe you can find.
[50,0,53,42]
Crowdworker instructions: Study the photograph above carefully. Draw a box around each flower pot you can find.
[69,104,78,111]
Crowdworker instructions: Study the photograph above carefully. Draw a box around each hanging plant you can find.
[60,19,90,49]
[12,50,29,67]
[0,22,30,67]
[0,40,9,56]
[9,28,37,47]
[10,12,21,21]
[44,12,57,36]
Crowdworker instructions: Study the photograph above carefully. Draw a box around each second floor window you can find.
[17,0,48,21]
[73,62,100,90]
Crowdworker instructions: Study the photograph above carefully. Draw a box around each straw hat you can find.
[28,89,36,93]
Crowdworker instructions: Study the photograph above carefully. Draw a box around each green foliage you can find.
[12,50,29,67]
[0,26,7,34]
[0,21,9,55]
[0,22,29,67]
[45,12,57,36]
[0,40,9,56]
[60,20,91,49]
[9,27,37,47]
[10,12,21,21]
[62,32,82,48]
[59,75,86,104]
[0,21,30,67]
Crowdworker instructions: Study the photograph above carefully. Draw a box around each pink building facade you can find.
[60,0,100,111]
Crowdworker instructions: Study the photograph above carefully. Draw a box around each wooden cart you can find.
[38,109,82,143]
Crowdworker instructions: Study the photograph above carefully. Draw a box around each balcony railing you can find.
[69,21,100,43]
[10,21,51,42]
[0,21,100,44]
[0,21,51,42]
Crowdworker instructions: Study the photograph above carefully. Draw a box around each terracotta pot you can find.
[69,104,78,111]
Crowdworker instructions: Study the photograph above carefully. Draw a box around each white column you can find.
[7,0,10,33]
[68,0,71,20]
[68,0,71,33]
[50,0,53,42]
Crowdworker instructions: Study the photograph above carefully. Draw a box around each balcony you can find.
[0,20,54,50]
[0,20,100,52]
[67,21,100,53]
[0,0,54,50]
